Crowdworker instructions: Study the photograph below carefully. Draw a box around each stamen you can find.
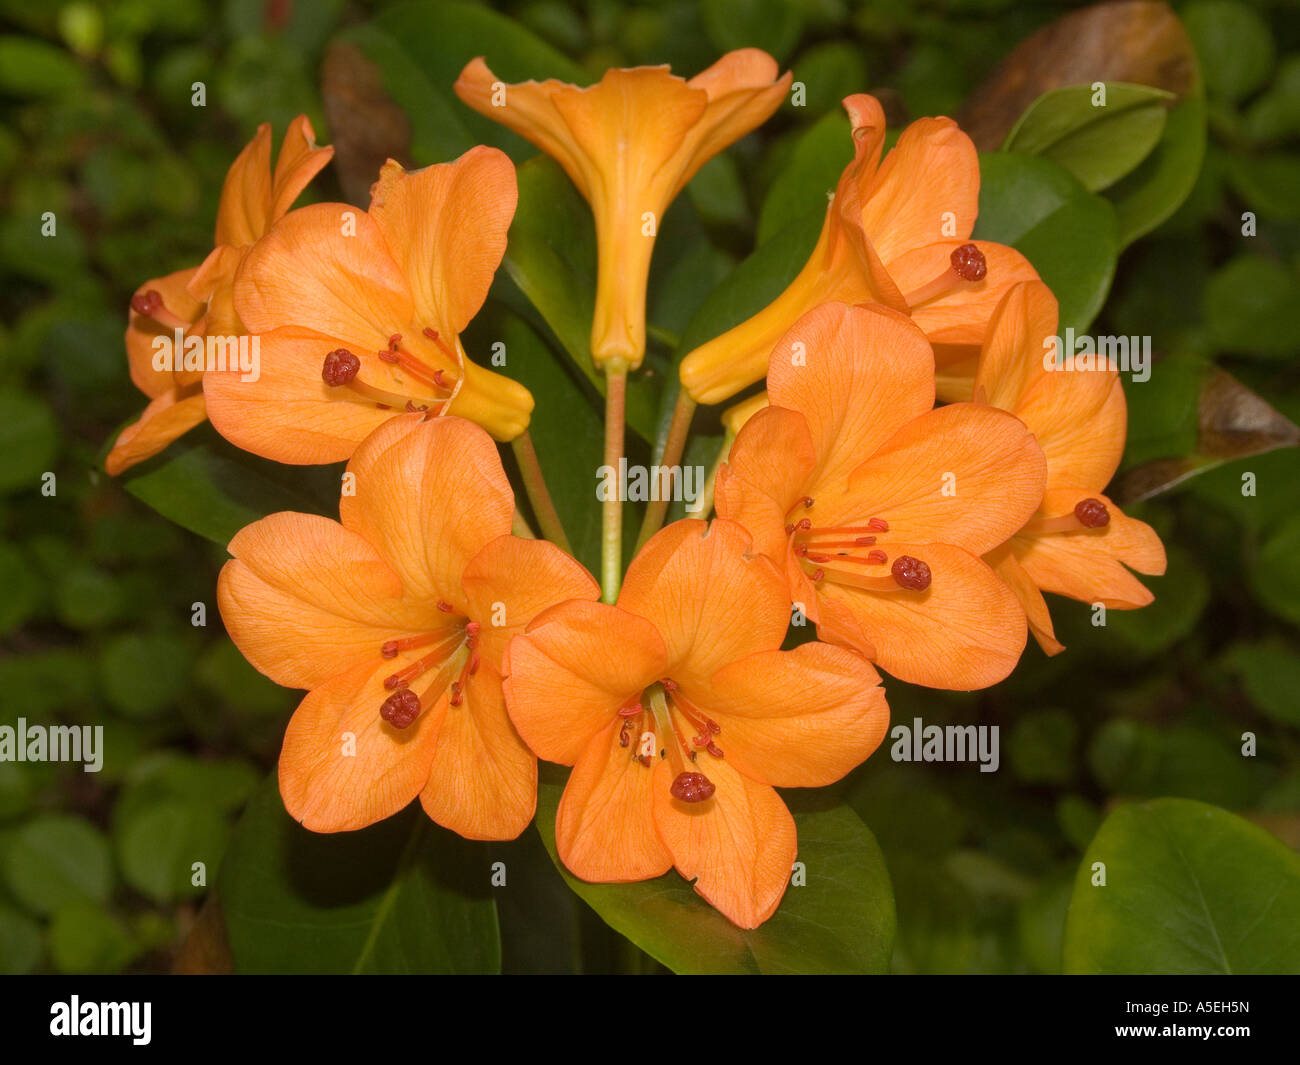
[322,349,439,412]
[903,244,987,308]
[382,631,464,689]
[1022,499,1113,536]
[130,288,190,329]
[1074,498,1110,528]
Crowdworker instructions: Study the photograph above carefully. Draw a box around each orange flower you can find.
[975,281,1167,655]
[503,518,887,928]
[679,94,1039,406]
[217,415,599,839]
[455,51,790,369]
[204,147,534,464]
[715,302,1047,690]
[106,116,332,475]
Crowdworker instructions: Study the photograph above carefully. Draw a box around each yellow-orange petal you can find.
[203,326,400,465]
[125,268,204,398]
[1014,361,1128,494]
[815,541,1028,690]
[557,721,673,882]
[214,122,273,250]
[697,641,889,787]
[419,664,536,841]
[889,240,1040,347]
[339,415,515,604]
[502,599,667,765]
[368,148,516,337]
[279,659,444,833]
[986,541,1064,656]
[650,753,796,929]
[842,402,1047,555]
[232,202,411,348]
[104,389,207,476]
[857,118,980,264]
[617,519,788,687]
[973,280,1059,409]
[766,303,935,492]
[269,114,334,223]
[460,533,599,670]
[217,510,435,690]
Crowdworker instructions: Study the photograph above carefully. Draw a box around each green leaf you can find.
[116,800,230,904]
[1223,640,1300,727]
[701,0,804,63]
[3,815,113,916]
[0,902,42,974]
[0,390,58,496]
[1252,515,1300,628]
[756,110,848,245]
[1003,82,1174,193]
[373,0,586,161]
[535,768,894,973]
[1226,153,1300,222]
[99,631,193,719]
[49,903,135,974]
[1205,254,1300,358]
[1063,798,1300,973]
[120,425,341,546]
[219,775,500,974]
[974,153,1119,334]
[0,36,88,97]
[1183,0,1274,104]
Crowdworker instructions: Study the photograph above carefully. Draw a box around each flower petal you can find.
[843,402,1047,555]
[105,390,207,476]
[973,279,1060,410]
[125,268,204,398]
[214,122,273,249]
[987,542,1064,656]
[651,753,796,929]
[697,642,889,787]
[460,533,600,670]
[502,599,667,765]
[816,541,1028,690]
[419,664,536,841]
[368,148,516,335]
[1015,363,1127,494]
[269,114,334,223]
[339,415,515,602]
[279,659,443,833]
[557,722,673,882]
[766,302,935,495]
[217,511,434,690]
[617,519,789,686]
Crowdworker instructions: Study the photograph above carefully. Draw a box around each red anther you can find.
[794,543,809,557]
[381,641,400,659]
[432,369,447,387]
[383,672,408,690]
[388,334,402,350]
[638,753,653,767]
[380,689,421,729]
[618,702,643,717]
[467,652,480,676]
[670,771,716,803]
[805,552,831,563]
[811,568,825,582]
[867,517,889,532]
[450,681,463,706]
[379,349,399,363]
[705,742,724,758]
[661,678,678,692]
[131,289,163,317]
[866,549,887,565]
[437,601,455,612]
[619,720,632,747]
[856,536,877,546]
[803,497,815,508]
[322,348,361,386]
[1074,498,1110,528]
[892,555,932,591]
[795,518,812,532]
[465,621,481,639]
[950,243,987,282]
[423,328,439,340]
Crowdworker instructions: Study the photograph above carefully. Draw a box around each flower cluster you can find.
[111,49,1164,930]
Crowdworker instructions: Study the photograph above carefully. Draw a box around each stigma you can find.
[903,243,988,309]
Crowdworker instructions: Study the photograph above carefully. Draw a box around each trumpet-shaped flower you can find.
[975,281,1166,654]
[715,302,1047,690]
[503,518,888,928]
[204,147,534,463]
[107,116,332,474]
[217,415,598,839]
[455,51,790,369]
[679,94,1039,406]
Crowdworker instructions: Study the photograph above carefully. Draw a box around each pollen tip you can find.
[670,771,715,803]
[1074,498,1110,528]
[891,554,932,591]
[322,348,360,386]
[381,641,399,659]
[130,289,163,317]
[380,689,421,729]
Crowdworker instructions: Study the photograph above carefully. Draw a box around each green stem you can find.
[601,359,628,603]
[635,389,697,551]
[512,509,536,539]
[690,429,733,522]
[511,431,571,553]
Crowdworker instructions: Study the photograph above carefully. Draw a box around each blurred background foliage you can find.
[0,0,1297,974]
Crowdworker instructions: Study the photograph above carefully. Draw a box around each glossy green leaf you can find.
[701,0,804,63]
[756,110,848,245]
[49,903,135,974]
[120,426,341,547]
[1205,253,1300,358]
[0,390,58,495]
[219,775,500,974]
[1252,515,1300,628]
[1110,91,1208,248]
[0,902,42,974]
[1063,798,1300,973]
[116,799,230,904]
[1223,640,1300,727]
[1003,82,1174,193]
[974,152,1119,334]
[3,815,113,916]
[535,767,895,973]
[1183,0,1274,103]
